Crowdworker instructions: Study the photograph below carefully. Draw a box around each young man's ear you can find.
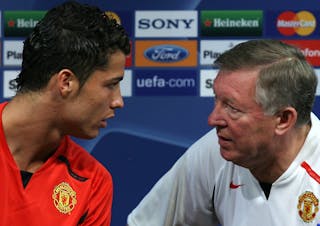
[57,69,79,97]
[274,107,297,135]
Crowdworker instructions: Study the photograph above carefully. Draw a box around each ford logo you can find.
[144,44,189,63]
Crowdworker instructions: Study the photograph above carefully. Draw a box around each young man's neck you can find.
[2,94,64,172]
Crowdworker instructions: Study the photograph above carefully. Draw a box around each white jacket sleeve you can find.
[127,129,222,226]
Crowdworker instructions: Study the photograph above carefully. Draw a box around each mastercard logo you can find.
[277,11,316,36]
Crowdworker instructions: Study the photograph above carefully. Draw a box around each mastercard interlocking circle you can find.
[277,11,316,36]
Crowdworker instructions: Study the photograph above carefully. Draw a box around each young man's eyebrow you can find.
[110,76,124,82]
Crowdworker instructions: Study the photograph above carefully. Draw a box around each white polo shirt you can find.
[127,113,320,226]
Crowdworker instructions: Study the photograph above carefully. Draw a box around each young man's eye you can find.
[107,82,119,89]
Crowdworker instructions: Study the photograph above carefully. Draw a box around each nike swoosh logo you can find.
[229,182,243,189]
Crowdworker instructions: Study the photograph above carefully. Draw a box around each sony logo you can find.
[138,18,195,29]
[135,11,198,37]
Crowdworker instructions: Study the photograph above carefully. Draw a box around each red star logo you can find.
[7,20,15,27]
[204,19,212,27]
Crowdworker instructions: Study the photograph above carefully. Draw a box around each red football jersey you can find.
[0,102,113,225]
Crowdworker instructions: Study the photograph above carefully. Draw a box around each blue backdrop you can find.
[1,1,319,225]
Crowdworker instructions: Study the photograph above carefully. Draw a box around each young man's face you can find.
[63,50,126,139]
[208,69,278,169]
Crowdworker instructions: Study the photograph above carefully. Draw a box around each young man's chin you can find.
[74,130,100,140]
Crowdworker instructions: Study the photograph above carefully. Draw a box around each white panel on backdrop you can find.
[3,40,23,66]
[135,10,198,37]
[121,70,132,97]
[3,70,19,98]
[200,40,247,65]
[315,69,320,96]
[200,69,218,97]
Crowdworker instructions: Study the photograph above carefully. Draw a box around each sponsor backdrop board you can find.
[1,0,320,225]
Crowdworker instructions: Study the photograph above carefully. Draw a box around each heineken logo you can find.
[7,18,40,28]
[4,11,46,37]
[205,18,260,28]
[200,10,263,36]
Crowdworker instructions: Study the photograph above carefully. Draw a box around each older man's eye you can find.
[228,104,239,113]
[224,104,244,119]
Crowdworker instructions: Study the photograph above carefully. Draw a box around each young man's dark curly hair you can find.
[16,0,131,93]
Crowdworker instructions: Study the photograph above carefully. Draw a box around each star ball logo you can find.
[105,11,121,25]
[277,11,316,36]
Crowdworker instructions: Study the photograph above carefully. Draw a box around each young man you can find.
[127,40,320,225]
[1,1,130,225]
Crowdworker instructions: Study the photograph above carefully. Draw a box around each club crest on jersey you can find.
[297,191,319,223]
[52,182,77,215]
